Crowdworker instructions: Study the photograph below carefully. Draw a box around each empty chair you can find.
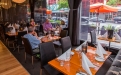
[60,36,72,53]
[22,37,39,65]
[90,30,97,46]
[59,30,68,38]
[53,30,68,46]
[90,30,106,47]
[100,26,106,36]
[53,30,68,55]
[39,42,63,75]
[16,31,27,52]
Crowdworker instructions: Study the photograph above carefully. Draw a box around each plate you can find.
[95,56,104,62]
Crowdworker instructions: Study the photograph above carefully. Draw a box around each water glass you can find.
[66,52,70,61]
[59,59,64,66]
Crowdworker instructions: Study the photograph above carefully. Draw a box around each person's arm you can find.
[43,23,47,31]
[48,23,53,30]
[32,36,41,44]
[33,31,39,39]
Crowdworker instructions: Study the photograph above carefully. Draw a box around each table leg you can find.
[108,41,111,51]
[108,41,113,62]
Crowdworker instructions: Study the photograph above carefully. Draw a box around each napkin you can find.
[7,24,12,27]
[23,27,28,31]
[82,53,96,75]
[57,48,71,60]
[102,32,107,38]
[75,41,87,51]
[55,31,59,35]
[96,42,107,59]
[10,27,16,34]
[115,33,121,41]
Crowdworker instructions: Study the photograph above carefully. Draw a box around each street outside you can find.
[89,21,121,29]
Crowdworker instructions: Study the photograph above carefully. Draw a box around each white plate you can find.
[95,56,104,62]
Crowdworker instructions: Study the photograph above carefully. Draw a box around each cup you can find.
[66,52,70,61]
[59,59,64,66]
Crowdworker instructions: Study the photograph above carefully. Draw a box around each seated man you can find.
[43,19,53,34]
[24,26,41,52]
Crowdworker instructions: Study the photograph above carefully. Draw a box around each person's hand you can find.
[48,28,52,31]
[33,31,37,37]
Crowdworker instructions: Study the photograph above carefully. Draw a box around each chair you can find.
[53,30,68,46]
[60,36,72,53]
[53,30,68,55]
[90,30,97,46]
[59,30,68,38]
[39,25,44,35]
[100,30,106,35]
[22,37,39,65]
[39,42,63,75]
[16,31,27,52]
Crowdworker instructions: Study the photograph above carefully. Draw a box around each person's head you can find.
[28,26,35,34]
[45,19,50,23]
[30,18,34,22]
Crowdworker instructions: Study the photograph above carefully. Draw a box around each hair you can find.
[28,26,34,33]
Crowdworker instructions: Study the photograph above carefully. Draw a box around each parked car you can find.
[113,17,121,23]
[90,17,105,23]
[81,17,89,24]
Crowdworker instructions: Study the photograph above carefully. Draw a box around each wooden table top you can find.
[0,41,30,75]
[41,36,61,43]
[6,32,18,36]
[48,46,111,75]
[98,37,120,43]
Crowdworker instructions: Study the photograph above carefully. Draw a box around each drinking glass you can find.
[66,52,71,65]
[59,59,64,66]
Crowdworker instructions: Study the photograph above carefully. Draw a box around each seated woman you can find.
[30,18,35,26]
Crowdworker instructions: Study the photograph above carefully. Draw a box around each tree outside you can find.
[107,0,121,6]
[57,0,69,10]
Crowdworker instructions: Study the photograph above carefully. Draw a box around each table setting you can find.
[49,40,111,75]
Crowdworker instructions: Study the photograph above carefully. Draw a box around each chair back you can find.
[60,30,68,38]
[39,25,44,33]
[100,30,106,35]
[39,42,56,69]
[60,36,72,53]
[22,37,33,55]
[90,30,96,44]
[17,31,27,45]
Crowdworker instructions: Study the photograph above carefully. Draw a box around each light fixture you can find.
[1,0,12,9]
[12,0,26,3]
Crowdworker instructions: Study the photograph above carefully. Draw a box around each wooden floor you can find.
[0,41,30,75]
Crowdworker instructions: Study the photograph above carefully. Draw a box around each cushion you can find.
[106,66,121,75]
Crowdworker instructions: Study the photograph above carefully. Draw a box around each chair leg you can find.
[25,52,26,63]
[32,56,33,65]
[40,69,42,75]
[13,43,14,47]
[18,46,19,52]
[6,39,8,45]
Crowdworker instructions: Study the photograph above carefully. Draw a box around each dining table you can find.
[48,46,111,75]
[98,36,120,51]
[6,32,18,36]
[40,35,61,43]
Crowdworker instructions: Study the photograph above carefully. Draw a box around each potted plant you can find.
[105,24,114,39]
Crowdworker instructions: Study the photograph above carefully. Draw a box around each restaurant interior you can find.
[0,0,121,75]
